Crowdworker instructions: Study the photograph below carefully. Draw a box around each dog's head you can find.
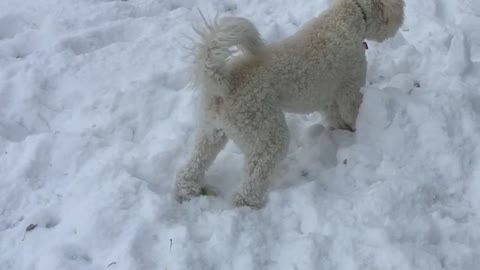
[360,0,404,42]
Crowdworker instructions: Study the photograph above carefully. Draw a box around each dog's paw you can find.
[175,180,204,203]
[334,125,355,132]
[325,122,355,132]
[175,181,219,203]
[200,184,220,197]
[233,192,264,209]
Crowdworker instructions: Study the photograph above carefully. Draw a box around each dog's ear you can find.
[366,0,404,41]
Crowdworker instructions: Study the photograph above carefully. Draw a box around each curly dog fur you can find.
[175,0,404,208]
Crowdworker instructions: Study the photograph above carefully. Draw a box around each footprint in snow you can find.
[0,14,40,58]
[29,208,62,230]
[0,14,29,40]
[130,224,160,270]
[0,120,30,142]
[59,244,93,266]
[55,22,144,55]
[445,31,472,75]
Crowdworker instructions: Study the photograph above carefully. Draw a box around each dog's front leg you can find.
[323,103,350,130]
[175,128,228,202]
[337,85,363,132]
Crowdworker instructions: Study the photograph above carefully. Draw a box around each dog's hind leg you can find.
[175,127,228,202]
[232,111,289,208]
[233,150,280,208]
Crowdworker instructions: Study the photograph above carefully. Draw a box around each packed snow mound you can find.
[1,0,480,269]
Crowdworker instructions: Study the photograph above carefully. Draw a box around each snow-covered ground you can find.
[1,0,480,269]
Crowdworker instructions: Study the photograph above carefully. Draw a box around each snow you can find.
[1,0,480,269]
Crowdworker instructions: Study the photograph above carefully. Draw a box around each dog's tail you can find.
[191,16,264,96]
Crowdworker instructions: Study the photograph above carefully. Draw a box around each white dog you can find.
[176,0,404,208]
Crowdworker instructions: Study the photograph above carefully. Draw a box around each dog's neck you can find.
[353,0,367,22]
